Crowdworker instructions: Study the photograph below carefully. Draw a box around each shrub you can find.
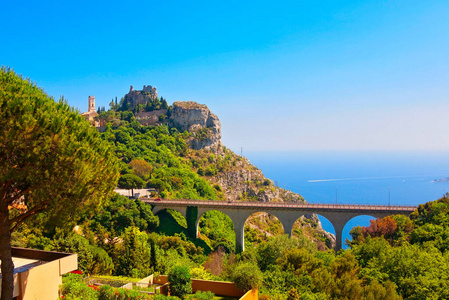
[153,295,179,300]
[186,291,215,300]
[59,273,97,300]
[168,265,192,298]
[231,262,263,291]
[98,285,116,300]
[287,287,299,300]
[190,266,212,280]
[116,288,149,300]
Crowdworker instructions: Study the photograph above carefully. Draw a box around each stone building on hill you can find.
[81,95,99,127]
[122,85,158,111]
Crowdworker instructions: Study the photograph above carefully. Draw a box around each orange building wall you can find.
[191,279,244,297]
[1,249,78,300]
[154,275,258,299]
[240,288,258,300]
[19,260,62,300]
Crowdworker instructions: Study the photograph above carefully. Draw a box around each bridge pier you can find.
[234,219,245,253]
[276,211,304,237]
[319,212,357,253]
[226,210,252,253]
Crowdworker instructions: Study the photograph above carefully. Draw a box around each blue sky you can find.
[2,1,449,152]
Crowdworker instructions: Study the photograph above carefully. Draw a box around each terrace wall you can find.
[155,275,258,299]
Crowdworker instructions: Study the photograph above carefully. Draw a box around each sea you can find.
[245,151,449,248]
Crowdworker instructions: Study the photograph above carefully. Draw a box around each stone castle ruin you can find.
[129,84,158,96]
[120,85,159,112]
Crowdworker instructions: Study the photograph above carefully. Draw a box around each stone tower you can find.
[88,95,95,113]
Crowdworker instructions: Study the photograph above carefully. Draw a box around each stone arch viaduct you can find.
[144,199,416,253]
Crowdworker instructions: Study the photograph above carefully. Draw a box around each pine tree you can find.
[150,239,157,270]
[0,67,119,299]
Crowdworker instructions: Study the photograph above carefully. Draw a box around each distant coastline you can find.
[432,177,449,183]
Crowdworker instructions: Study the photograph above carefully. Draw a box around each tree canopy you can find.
[0,67,120,299]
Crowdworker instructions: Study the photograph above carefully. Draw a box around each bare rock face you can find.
[135,109,168,126]
[169,101,221,150]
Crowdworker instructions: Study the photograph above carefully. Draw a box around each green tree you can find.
[0,67,119,299]
[256,235,315,271]
[231,262,263,291]
[50,231,114,275]
[118,174,145,197]
[115,226,152,277]
[168,265,192,298]
[150,239,158,270]
[129,159,152,179]
[160,97,169,109]
[92,194,159,234]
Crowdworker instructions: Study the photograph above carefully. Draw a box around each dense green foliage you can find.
[0,67,120,229]
[90,193,159,234]
[347,194,449,300]
[0,67,120,300]
[231,262,263,291]
[168,265,192,298]
[198,211,236,252]
[185,291,215,300]
[60,273,150,300]
[60,274,98,300]
[100,122,219,200]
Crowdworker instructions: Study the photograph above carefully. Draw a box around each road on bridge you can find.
[142,198,417,213]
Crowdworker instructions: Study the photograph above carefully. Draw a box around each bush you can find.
[116,288,149,300]
[231,262,263,291]
[168,265,192,298]
[59,273,97,300]
[98,285,116,300]
[186,291,215,300]
[153,295,179,300]
[190,266,212,280]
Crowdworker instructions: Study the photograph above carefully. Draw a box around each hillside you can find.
[97,86,334,248]
[105,85,309,203]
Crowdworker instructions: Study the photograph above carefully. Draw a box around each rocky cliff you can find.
[188,147,336,248]
[168,101,221,150]
[171,100,336,247]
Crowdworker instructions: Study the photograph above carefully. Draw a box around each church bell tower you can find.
[88,95,95,113]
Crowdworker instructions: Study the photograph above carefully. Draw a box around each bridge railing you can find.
[142,198,416,211]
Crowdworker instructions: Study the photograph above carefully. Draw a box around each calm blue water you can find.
[245,151,449,248]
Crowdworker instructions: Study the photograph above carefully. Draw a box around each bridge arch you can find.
[152,207,188,236]
[292,214,336,250]
[244,212,285,244]
[342,215,376,247]
[195,210,235,252]
[153,206,187,220]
